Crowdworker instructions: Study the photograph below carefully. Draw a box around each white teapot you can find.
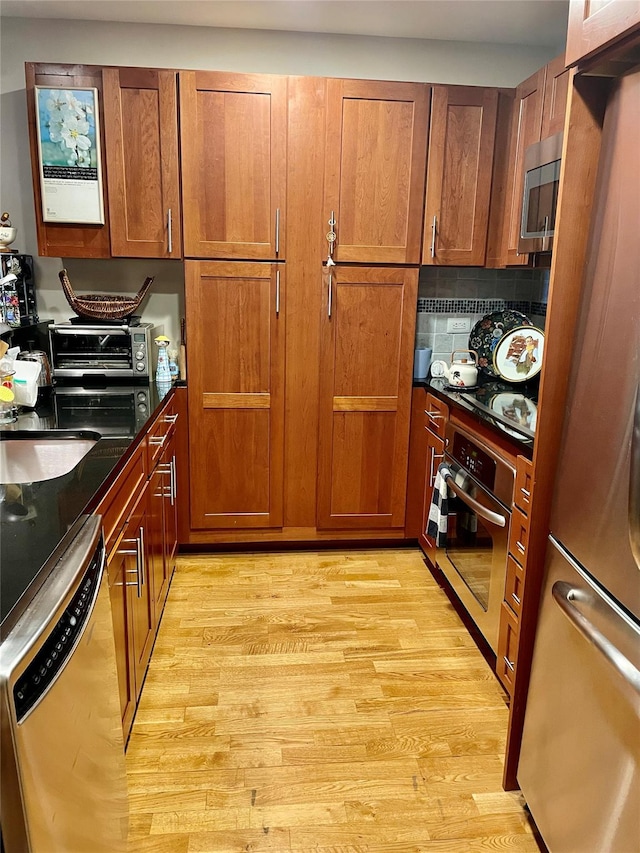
[431,349,479,388]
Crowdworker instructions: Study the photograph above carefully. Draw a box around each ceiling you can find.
[0,1,569,48]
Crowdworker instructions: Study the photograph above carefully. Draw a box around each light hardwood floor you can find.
[126,548,541,852]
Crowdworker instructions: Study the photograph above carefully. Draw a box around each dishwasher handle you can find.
[5,517,106,724]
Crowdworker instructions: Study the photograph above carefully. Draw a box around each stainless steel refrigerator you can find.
[518,68,640,852]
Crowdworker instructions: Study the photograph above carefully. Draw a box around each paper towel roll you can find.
[413,347,432,380]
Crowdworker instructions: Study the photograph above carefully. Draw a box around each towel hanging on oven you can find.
[426,463,453,548]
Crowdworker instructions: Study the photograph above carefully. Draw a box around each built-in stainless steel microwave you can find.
[519,131,563,255]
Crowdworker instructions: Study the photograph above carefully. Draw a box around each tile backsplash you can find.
[415,267,549,367]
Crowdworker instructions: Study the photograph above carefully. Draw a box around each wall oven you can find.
[436,422,515,654]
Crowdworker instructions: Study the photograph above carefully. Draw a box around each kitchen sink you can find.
[0,431,101,484]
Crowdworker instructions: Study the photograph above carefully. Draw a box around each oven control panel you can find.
[450,431,496,492]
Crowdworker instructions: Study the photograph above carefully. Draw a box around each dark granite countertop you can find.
[0,381,179,633]
[414,375,538,452]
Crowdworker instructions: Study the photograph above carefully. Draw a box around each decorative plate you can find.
[469,310,532,377]
[493,326,545,383]
[490,392,538,432]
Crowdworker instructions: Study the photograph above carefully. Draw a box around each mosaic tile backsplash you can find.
[416,267,549,369]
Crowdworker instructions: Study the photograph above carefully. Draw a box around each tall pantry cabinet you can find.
[181,73,428,541]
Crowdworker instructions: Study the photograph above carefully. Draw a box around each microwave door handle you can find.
[444,474,507,528]
[542,215,550,252]
[630,383,640,568]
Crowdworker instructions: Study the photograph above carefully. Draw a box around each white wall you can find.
[0,15,557,344]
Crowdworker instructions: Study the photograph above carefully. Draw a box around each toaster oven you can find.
[49,321,161,380]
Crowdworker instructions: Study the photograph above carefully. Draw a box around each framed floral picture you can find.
[35,87,105,224]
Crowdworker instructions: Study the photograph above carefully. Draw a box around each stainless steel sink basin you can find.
[0,431,100,484]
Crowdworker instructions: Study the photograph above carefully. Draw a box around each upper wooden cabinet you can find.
[103,68,181,258]
[186,260,285,529]
[498,55,569,267]
[540,55,570,139]
[317,265,417,530]
[26,63,112,259]
[179,71,287,260]
[324,79,430,264]
[566,0,640,67]
[501,67,545,266]
[422,86,498,266]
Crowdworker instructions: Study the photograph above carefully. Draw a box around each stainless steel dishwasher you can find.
[0,515,129,852]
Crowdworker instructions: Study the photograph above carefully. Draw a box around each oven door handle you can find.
[444,473,507,528]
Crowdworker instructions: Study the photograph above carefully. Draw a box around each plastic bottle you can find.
[155,335,171,384]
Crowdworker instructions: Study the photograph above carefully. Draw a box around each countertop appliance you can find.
[518,69,639,852]
[0,255,38,328]
[519,131,562,255]
[0,514,128,852]
[437,421,515,654]
[49,320,161,380]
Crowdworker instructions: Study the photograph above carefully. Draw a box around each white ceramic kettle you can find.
[431,349,479,388]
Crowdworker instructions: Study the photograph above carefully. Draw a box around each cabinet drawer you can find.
[424,392,448,438]
[147,398,178,469]
[96,441,147,557]
[509,505,530,566]
[504,554,524,619]
[515,455,533,514]
[497,601,519,694]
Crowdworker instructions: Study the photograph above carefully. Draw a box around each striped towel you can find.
[426,463,451,547]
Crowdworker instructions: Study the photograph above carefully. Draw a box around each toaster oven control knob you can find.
[135,351,145,360]
[136,362,145,372]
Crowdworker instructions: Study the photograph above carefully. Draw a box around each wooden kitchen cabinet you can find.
[317,265,417,530]
[419,393,448,565]
[565,0,640,67]
[186,260,285,529]
[106,537,136,737]
[25,63,112,259]
[179,71,287,260]
[540,54,570,139]
[422,86,498,266]
[501,67,545,266]
[324,79,430,264]
[103,67,182,258]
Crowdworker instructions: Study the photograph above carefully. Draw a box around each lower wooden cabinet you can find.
[497,600,519,693]
[419,428,445,566]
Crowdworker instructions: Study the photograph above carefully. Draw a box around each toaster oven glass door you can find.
[50,328,134,376]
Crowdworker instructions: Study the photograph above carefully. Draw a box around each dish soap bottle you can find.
[154,335,171,384]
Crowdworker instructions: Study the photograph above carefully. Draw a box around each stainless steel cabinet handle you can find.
[138,526,145,590]
[170,455,176,505]
[444,474,507,528]
[148,434,167,447]
[429,447,444,487]
[167,208,173,254]
[516,540,526,554]
[425,410,444,419]
[276,269,280,317]
[503,655,515,673]
[164,413,179,425]
[275,208,280,256]
[118,538,141,597]
[552,581,640,695]
[511,592,521,606]
[327,271,333,318]
[430,215,437,258]
[520,487,531,498]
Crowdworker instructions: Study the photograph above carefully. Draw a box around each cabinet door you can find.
[324,79,429,264]
[502,68,544,266]
[180,71,287,260]
[103,67,181,258]
[423,86,498,266]
[25,63,111,258]
[317,266,417,529]
[106,545,136,740]
[566,0,640,67]
[148,464,167,621]
[419,429,445,567]
[541,54,570,139]
[186,261,285,528]
[124,487,155,699]
[162,431,178,571]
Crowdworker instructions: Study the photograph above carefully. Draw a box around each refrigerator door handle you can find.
[629,383,640,568]
[552,580,640,694]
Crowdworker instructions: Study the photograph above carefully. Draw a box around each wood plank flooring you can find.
[126,548,541,852]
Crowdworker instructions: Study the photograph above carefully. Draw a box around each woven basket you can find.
[59,269,155,321]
